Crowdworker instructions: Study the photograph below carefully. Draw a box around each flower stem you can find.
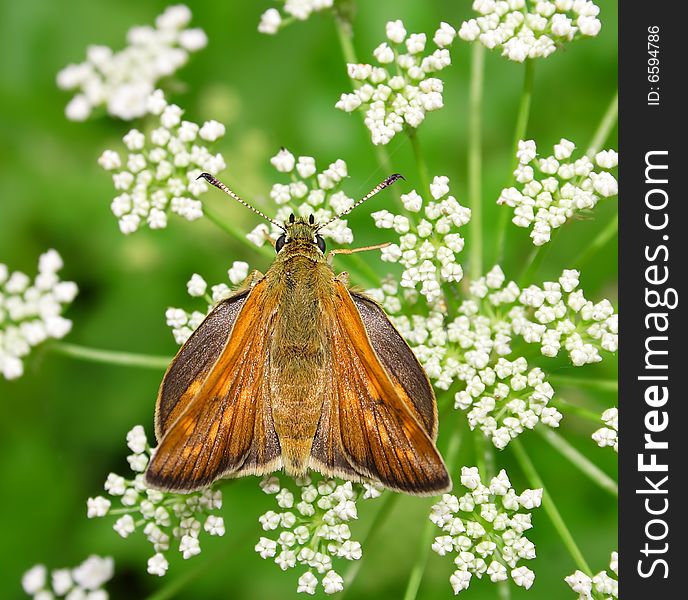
[586,91,619,157]
[549,374,617,392]
[342,492,400,593]
[407,128,430,193]
[402,429,462,600]
[511,439,592,574]
[551,398,604,423]
[496,59,535,263]
[572,213,618,269]
[51,342,171,369]
[468,43,485,281]
[536,427,617,497]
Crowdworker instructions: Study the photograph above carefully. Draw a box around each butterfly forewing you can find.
[310,282,451,495]
[145,279,282,492]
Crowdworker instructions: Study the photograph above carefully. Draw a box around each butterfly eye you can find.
[315,234,326,253]
[289,214,295,224]
[275,234,287,253]
[309,214,315,224]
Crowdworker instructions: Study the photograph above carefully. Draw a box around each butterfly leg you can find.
[327,242,390,265]
[237,270,265,291]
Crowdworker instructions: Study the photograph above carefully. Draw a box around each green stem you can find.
[518,239,551,286]
[342,492,400,592]
[203,203,274,261]
[549,375,617,392]
[511,439,592,574]
[496,59,535,263]
[407,128,430,193]
[403,430,461,600]
[586,91,619,157]
[551,398,604,424]
[51,342,171,369]
[572,214,618,269]
[468,43,485,281]
[537,427,617,497]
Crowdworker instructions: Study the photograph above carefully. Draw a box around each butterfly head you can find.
[276,213,326,254]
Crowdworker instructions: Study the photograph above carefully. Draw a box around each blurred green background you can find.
[0,0,617,598]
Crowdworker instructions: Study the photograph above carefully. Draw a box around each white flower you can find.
[432,467,541,594]
[72,556,114,590]
[22,564,47,594]
[592,407,618,452]
[371,176,470,304]
[566,550,618,597]
[147,553,169,577]
[459,0,603,62]
[271,148,296,172]
[87,426,224,573]
[256,475,380,594]
[57,6,206,120]
[498,139,618,245]
[1,250,78,380]
[336,21,455,145]
[99,91,227,234]
[258,0,333,34]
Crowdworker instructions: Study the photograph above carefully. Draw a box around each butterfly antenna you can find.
[198,173,283,230]
[318,173,405,229]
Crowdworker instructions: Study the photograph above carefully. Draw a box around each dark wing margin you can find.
[310,282,450,496]
[155,291,248,439]
[146,280,281,492]
[350,292,438,438]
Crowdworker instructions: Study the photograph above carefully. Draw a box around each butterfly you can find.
[145,172,451,495]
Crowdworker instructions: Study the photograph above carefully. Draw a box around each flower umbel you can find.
[87,425,225,576]
[98,91,226,234]
[22,555,114,599]
[371,175,471,304]
[57,5,207,121]
[336,20,456,145]
[1,250,78,380]
[256,475,383,595]
[498,139,618,246]
[592,407,618,453]
[248,148,355,246]
[565,550,618,598]
[431,467,542,593]
[459,0,603,62]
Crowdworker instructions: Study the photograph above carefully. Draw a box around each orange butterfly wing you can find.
[311,281,451,495]
[145,278,281,492]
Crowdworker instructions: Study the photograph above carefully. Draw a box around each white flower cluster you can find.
[256,475,383,595]
[371,175,471,303]
[336,20,456,145]
[57,5,207,121]
[258,1,334,35]
[98,90,226,234]
[247,148,355,246]
[22,556,113,600]
[1,250,78,380]
[87,425,225,577]
[498,139,618,245]
[165,264,250,345]
[508,268,618,365]
[368,265,616,446]
[431,467,542,594]
[592,407,618,453]
[565,551,618,599]
[458,0,603,62]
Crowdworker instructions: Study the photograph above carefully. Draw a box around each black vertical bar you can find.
[619,2,685,597]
